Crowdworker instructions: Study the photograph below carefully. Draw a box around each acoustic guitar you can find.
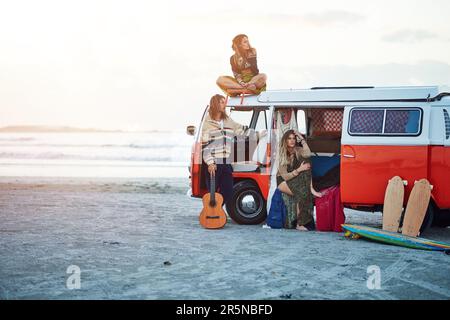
[199,174,227,229]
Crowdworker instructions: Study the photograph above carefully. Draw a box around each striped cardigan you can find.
[201,114,248,166]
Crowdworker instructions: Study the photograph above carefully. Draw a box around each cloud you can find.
[300,10,365,27]
[382,29,439,43]
[178,10,365,28]
[267,60,450,88]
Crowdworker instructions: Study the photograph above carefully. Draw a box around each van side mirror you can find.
[186,125,196,136]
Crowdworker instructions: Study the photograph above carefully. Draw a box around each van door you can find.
[341,106,428,206]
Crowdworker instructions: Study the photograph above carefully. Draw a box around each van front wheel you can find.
[226,181,267,225]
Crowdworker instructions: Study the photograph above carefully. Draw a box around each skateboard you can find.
[382,176,405,232]
[401,179,432,237]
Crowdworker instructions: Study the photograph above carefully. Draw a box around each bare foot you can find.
[296,225,309,232]
[247,83,257,91]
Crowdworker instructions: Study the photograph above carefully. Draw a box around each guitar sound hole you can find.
[209,201,216,207]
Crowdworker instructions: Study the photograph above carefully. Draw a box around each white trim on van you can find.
[258,86,442,103]
[223,86,449,148]
[347,107,423,136]
[225,86,450,108]
[430,107,446,145]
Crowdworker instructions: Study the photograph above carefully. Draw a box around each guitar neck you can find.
[210,174,216,204]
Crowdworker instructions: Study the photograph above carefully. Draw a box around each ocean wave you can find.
[0,137,35,142]
[0,151,183,162]
[0,132,193,164]
[0,143,186,149]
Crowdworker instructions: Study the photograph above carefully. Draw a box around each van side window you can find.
[349,108,422,136]
[349,110,384,134]
[230,108,254,128]
[444,109,450,139]
[385,110,420,134]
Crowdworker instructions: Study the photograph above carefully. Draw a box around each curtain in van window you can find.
[384,110,409,133]
[311,109,343,136]
[385,110,420,134]
[350,110,384,134]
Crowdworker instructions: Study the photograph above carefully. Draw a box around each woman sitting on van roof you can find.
[216,34,267,96]
[277,130,323,231]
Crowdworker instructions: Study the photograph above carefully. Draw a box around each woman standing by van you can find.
[201,94,250,208]
[216,34,267,96]
[277,130,322,231]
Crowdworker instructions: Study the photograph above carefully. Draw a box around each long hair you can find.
[278,130,297,168]
[231,34,254,68]
[208,94,228,120]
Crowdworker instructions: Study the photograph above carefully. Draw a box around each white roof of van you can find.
[226,86,450,106]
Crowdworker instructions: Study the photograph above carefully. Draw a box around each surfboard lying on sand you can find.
[342,224,450,251]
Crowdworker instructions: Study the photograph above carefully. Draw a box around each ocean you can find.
[0,131,193,178]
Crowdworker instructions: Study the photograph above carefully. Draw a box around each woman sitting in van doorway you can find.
[216,34,267,96]
[277,130,323,231]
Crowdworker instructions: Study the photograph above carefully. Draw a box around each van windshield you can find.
[229,108,253,127]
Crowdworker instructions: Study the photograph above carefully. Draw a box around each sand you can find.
[0,177,449,300]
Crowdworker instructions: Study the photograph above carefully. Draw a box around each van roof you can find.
[226,86,450,107]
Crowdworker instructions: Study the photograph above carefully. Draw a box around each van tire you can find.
[419,204,435,235]
[226,181,267,225]
[432,209,450,228]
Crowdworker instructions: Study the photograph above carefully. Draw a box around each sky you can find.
[0,0,450,131]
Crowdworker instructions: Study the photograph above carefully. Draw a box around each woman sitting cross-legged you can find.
[216,34,267,96]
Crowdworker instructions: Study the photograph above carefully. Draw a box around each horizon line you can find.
[0,125,181,134]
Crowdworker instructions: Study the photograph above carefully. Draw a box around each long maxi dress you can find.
[276,145,314,229]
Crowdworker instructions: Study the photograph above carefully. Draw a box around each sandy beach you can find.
[1,177,449,300]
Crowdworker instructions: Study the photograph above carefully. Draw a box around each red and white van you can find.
[187,86,450,232]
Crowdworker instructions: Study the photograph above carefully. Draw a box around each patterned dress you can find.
[277,153,314,228]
